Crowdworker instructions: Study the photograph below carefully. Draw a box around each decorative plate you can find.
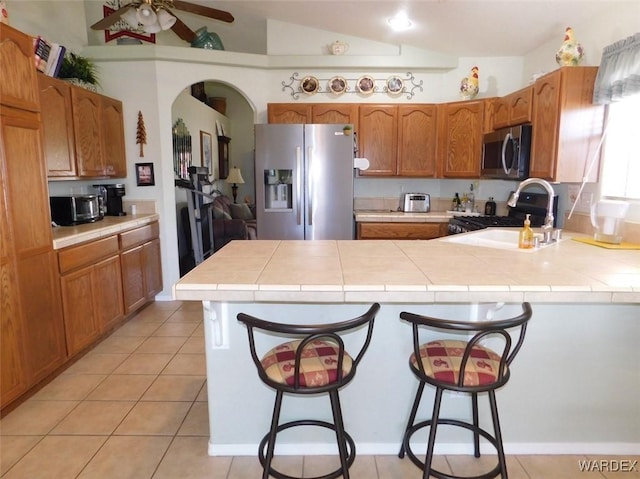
[328,76,347,95]
[301,76,319,95]
[386,76,404,95]
[356,75,375,95]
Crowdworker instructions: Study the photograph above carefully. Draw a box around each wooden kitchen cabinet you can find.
[359,104,438,177]
[67,84,127,178]
[0,169,26,407]
[492,86,533,130]
[267,103,358,128]
[101,96,127,177]
[358,105,397,176]
[397,105,438,177]
[39,75,77,177]
[0,25,40,113]
[1,26,67,412]
[58,236,124,357]
[437,100,485,178]
[311,103,358,127]
[267,103,311,123]
[529,67,604,182]
[357,222,448,240]
[120,222,162,315]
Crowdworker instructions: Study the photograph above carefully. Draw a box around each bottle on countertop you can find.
[518,213,534,249]
[485,197,496,215]
[468,183,475,212]
[453,192,462,211]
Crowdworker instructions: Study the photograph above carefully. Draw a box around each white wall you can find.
[523,3,640,80]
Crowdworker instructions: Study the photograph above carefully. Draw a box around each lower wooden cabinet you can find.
[57,222,161,357]
[357,222,448,240]
[120,223,163,315]
[58,236,124,357]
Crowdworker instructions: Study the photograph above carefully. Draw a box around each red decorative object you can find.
[102,5,156,44]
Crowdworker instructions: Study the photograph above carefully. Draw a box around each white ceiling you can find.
[181,0,619,57]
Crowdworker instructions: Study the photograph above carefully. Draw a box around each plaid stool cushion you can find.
[410,340,505,387]
[261,340,353,387]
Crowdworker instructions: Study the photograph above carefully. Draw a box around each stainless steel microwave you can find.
[50,195,103,226]
[481,124,532,180]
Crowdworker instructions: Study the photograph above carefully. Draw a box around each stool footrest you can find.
[259,420,356,479]
[402,418,503,479]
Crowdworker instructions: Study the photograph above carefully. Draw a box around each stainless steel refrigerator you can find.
[254,123,355,240]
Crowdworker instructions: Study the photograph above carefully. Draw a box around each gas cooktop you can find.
[448,191,558,234]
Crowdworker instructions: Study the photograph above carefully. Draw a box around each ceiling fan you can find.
[90,0,234,44]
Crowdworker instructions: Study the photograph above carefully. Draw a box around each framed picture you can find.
[218,135,231,179]
[200,131,212,174]
[191,82,206,102]
[135,162,155,186]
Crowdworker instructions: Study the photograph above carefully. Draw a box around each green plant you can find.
[58,52,99,86]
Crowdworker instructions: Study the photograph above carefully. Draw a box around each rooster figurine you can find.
[556,27,584,66]
[460,66,479,100]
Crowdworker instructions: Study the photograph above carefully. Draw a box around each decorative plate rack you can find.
[281,72,423,100]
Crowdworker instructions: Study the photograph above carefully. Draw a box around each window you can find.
[600,94,640,200]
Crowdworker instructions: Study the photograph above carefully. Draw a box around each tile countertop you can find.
[354,210,480,222]
[173,233,640,304]
[51,214,160,250]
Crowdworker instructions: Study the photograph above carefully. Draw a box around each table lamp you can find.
[225,167,245,203]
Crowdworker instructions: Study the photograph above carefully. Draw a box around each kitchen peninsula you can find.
[173,234,639,456]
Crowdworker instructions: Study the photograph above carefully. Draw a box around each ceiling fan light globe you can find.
[156,9,177,30]
[136,4,157,26]
[121,7,140,29]
[143,20,162,33]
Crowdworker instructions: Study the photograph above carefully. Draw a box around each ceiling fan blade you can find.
[171,0,234,23]
[171,17,197,43]
[90,4,135,30]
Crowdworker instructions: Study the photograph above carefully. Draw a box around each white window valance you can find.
[593,32,640,104]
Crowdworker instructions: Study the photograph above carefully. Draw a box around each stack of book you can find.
[33,35,67,78]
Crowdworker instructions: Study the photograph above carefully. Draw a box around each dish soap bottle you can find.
[518,213,534,249]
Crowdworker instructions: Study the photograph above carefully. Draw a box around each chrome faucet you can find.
[507,178,556,244]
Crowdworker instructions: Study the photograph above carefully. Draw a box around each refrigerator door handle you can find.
[307,146,313,226]
[296,146,302,225]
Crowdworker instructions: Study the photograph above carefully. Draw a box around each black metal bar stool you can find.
[398,303,532,479]
[237,303,380,479]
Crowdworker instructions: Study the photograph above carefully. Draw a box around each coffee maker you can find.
[94,184,126,216]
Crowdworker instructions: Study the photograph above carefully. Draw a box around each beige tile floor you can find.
[1,301,637,479]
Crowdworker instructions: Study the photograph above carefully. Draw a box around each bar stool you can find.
[237,303,380,479]
[398,303,532,479]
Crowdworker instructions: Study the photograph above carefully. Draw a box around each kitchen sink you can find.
[440,228,566,251]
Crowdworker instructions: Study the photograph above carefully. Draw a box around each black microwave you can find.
[50,195,103,226]
[481,124,532,180]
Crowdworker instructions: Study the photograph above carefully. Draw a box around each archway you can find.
[171,80,255,275]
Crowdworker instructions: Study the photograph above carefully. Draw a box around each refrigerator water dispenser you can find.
[264,169,292,209]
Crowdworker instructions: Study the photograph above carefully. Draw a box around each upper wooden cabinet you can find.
[101,96,127,177]
[267,103,311,123]
[358,104,398,176]
[40,76,126,179]
[267,103,358,128]
[437,100,485,178]
[529,67,604,182]
[492,86,533,130]
[397,105,438,177]
[39,75,77,177]
[0,25,40,112]
[359,104,438,177]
